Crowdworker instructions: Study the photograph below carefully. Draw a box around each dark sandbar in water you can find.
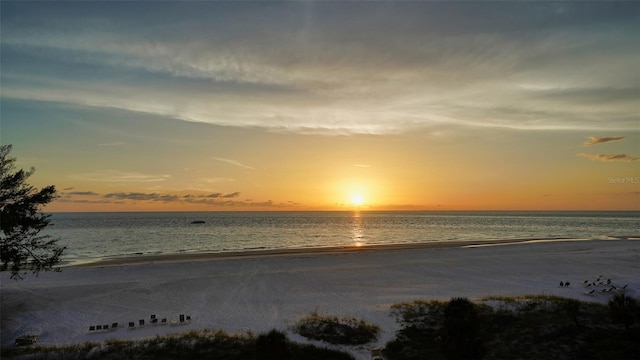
[72,237,594,267]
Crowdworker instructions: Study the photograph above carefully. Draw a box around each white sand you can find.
[2,239,639,359]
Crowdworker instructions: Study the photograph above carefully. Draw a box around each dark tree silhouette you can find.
[1,145,65,279]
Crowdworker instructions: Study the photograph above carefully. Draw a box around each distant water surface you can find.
[45,211,639,265]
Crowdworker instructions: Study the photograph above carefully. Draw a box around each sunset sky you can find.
[1,1,638,211]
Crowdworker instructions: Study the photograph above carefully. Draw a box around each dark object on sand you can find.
[15,335,38,346]
[191,220,205,224]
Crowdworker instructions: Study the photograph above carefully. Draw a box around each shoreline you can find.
[68,236,608,268]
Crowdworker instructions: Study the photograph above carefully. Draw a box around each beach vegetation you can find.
[386,298,487,360]
[608,292,640,330]
[1,329,355,360]
[385,295,640,360]
[390,300,447,329]
[255,329,291,360]
[0,144,65,280]
[292,311,380,345]
[441,297,486,359]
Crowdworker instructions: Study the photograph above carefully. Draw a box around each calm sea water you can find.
[45,211,639,264]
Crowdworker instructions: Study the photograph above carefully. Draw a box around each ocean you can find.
[45,211,639,265]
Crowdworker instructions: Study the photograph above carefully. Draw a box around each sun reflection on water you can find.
[351,211,365,246]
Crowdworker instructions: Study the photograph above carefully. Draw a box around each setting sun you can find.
[351,194,364,206]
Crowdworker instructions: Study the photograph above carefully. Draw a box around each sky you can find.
[1,1,639,211]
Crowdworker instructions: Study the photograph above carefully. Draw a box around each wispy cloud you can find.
[69,170,170,182]
[583,136,625,146]
[104,192,179,202]
[202,177,235,183]
[181,195,285,208]
[354,164,370,168]
[577,153,640,162]
[98,141,126,146]
[57,190,293,208]
[182,192,240,200]
[65,191,100,196]
[111,192,222,202]
[2,2,637,135]
[212,157,255,170]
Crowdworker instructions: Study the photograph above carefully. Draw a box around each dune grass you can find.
[1,329,354,360]
[384,294,640,360]
[291,310,380,345]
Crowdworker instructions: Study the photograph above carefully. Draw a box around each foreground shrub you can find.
[385,295,640,360]
[441,297,486,360]
[385,298,486,360]
[256,329,291,360]
[292,311,380,345]
[386,300,447,360]
[608,293,640,330]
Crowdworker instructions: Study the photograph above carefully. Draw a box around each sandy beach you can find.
[2,239,639,358]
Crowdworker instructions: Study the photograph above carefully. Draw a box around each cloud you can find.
[98,141,126,146]
[212,157,255,170]
[202,177,236,183]
[583,136,625,146]
[104,192,179,202]
[69,170,170,182]
[577,153,640,162]
[56,189,296,208]
[2,2,638,135]
[354,164,370,168]
[56,198,115,205]
[57,190,104,204]
[65,191,100,196]
[190,192,239,199]
[103,191,239,202]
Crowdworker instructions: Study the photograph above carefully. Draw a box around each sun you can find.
[350,193,364,206]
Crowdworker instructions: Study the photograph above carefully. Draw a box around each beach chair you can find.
[112,322,118,329]
[151,314,156,320]
[151,318,158,324]
[128,322,135,328]
[186,315,191,322]
[96,325,102,330]
[139,319,145,326]
[89,326,95,331]
[103,324,109,330]
[161,318,167,325]
[15,335,38,346]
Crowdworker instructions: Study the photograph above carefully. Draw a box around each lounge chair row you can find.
[89,314,191,332]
